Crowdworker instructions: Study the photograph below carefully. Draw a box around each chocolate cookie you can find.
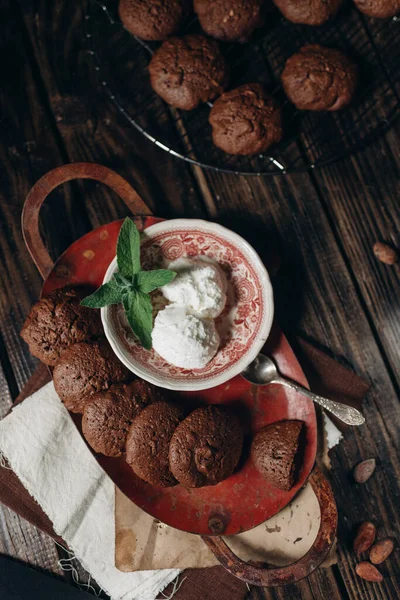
[53,339,131,413]
[126,402,185,487]
[272,0,343,25]
[118,0,190,41]
[282,45,357,111]
[82,380,161,457]
[209,83,282,155]
[21,286,102,366]
[169,405,243,488]
[194,0,264,43]
[149,35,228,110]
[353,0,399,18]
[251,420,304,491]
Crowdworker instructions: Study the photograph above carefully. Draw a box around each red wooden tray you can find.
[22,163,337,586]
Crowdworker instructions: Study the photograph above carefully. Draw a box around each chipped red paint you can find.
[202,468,337,585]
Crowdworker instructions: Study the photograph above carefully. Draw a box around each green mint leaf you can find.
[135,270,176,294]
[117,218,141,278]
[114,272,133,289]
[123,291,153,350]
[80,280,123,308]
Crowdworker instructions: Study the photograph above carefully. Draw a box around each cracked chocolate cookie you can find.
[169,405,243,488]
[118,0,190,41]
[21,286,103,366]
[282,45,357,111]
[272,0,343,25]
[251,420,304,491]
[82,380,161,457]
[53,339,131,413]
[353,0,399,18]
[126,402,185,487]
[194,0,265,43]
[209,83,282,155]
[149,34,228,110]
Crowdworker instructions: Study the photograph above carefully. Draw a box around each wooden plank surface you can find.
[195,145,400,600]
[0,0,99,589]
[17,0,206,224]
[1,0,399,598]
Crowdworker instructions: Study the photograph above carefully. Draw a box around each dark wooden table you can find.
[1,1,399,598]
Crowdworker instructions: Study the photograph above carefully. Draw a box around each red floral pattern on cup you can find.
[109,227,267,384]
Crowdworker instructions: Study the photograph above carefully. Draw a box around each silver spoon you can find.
[242,354,365,426]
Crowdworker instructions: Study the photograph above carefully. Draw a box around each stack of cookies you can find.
[21,285,305,491]
[20,286,244,489]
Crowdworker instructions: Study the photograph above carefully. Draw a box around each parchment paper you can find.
[115,483,322,572]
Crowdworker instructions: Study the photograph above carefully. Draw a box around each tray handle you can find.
[22,163,152,279]
[202,467,337,586]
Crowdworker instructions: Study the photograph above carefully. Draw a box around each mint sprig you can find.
[81,218,176,350]
[135,270,177,294]
[117,217,141,277]
[80,280,123,307]
[123,291,153,351]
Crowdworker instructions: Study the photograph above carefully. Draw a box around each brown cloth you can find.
[0,340,369,600]
[292,338,370,432]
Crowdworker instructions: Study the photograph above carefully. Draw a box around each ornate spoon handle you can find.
[275,377,365,426]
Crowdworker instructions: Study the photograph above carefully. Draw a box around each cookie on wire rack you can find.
[194,0,265,43]
[209,83,282,155]
[353,0,399,18]
[272,0,343,25]
[149,35,229,110]
[282,45,358,111]
[118,0,191,41]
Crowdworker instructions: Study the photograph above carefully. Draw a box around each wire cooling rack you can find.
[85,0,399,176]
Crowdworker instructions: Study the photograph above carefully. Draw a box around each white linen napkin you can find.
[0,380,343,598]
[0,382,179,600]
